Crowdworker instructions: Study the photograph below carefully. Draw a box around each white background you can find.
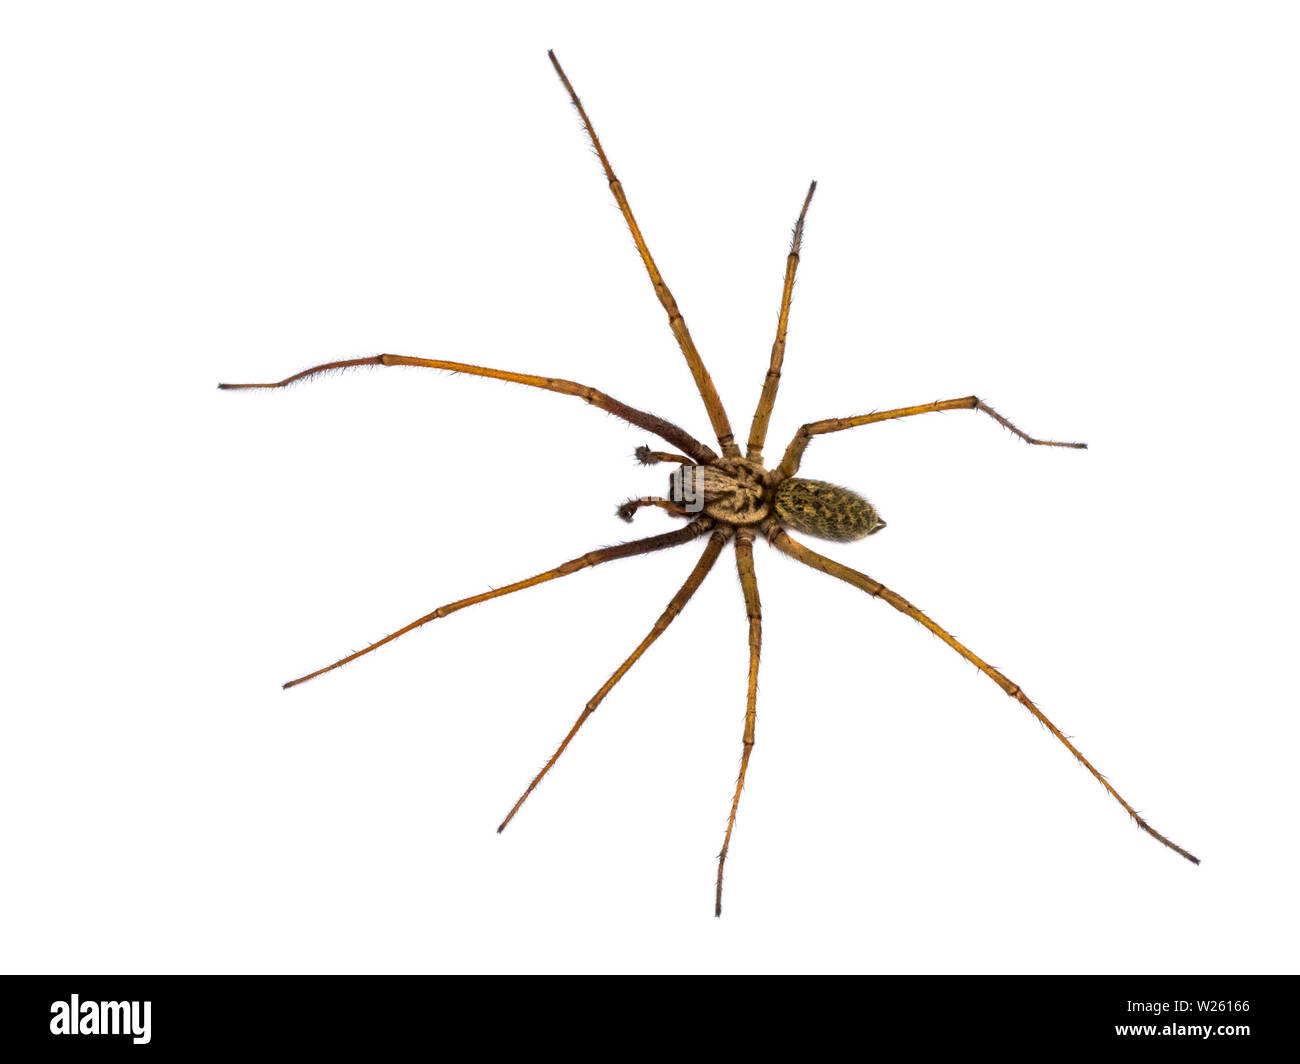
[2,1,1297,974]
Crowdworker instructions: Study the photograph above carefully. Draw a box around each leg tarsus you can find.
[973,398,1088,449]
[716,744,753,917]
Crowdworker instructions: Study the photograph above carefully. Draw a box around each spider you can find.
[220,50,1198,915]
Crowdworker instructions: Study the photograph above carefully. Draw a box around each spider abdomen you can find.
[774,478,884,542]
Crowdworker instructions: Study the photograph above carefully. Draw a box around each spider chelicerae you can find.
[221,50,1198,916]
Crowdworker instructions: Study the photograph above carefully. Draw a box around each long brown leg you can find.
[547,51,739,457]
[219,354,716,464]
[282,517,714,689]
[716,528,763,916]
[775,396,1086,480]
[766,526,1199,865]
[498,528,730,832]
[747,181,817,463]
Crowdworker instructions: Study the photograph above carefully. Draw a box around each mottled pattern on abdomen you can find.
[774,478,882,542]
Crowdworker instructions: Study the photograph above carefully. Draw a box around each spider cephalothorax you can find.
[669,459,771,525]
[221,50,1197,916]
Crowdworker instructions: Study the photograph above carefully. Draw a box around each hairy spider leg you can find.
[277,519,714,689]
[767,526,1199,866]
[747,181,817,464]
[548,50,738,458]
[498,527,730,832]
[716,528,763,916]
[775,397,1087,481]
[218,354,715,464]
